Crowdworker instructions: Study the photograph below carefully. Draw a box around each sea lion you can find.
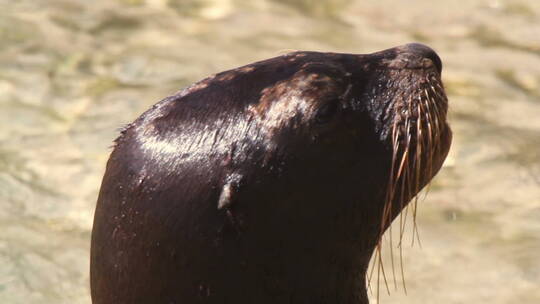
[90,43,452,304]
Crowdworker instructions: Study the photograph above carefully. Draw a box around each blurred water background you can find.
[1,0,539,303]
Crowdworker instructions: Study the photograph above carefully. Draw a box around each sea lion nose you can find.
[402,43,443,74]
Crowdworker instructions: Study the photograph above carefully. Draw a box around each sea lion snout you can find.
[380,43,443,74]
[400,43,443,73]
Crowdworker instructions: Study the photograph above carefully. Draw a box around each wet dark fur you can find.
[90,43,451,304]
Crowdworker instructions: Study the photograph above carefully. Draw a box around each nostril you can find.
[404,43,443,74]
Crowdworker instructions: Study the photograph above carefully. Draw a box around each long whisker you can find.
[372,70,448,298]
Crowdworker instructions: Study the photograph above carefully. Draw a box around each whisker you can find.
[372,70,448,298]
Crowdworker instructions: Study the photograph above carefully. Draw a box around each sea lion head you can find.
[91,43,452,304]
[204,42,452,239]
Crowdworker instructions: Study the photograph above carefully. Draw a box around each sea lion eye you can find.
[315,100,339,124]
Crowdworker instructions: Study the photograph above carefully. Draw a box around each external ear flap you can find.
[218,172,243,210]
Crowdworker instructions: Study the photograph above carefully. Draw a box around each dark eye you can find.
[315,101,339,124]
